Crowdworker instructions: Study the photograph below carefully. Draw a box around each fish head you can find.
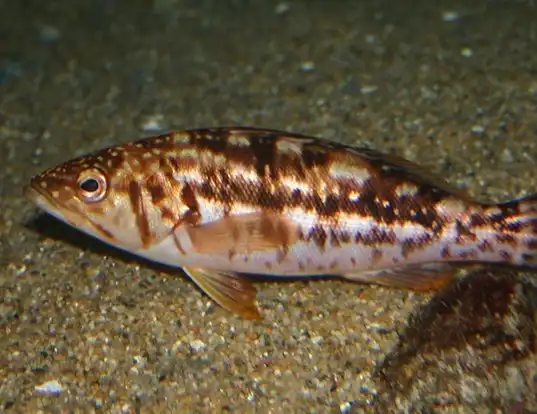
[26,141,187,252]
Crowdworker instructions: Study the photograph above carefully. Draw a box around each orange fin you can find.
[182,267,261,319]
[342,263,456,291]
[186,213,298,255]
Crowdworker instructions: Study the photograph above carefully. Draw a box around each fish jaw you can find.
[25,183,87,230]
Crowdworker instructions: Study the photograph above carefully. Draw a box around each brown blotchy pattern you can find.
[153,127,470,252]
[178,128,451,222]
[128,180,151,247]
[400,234,433,258]
[180,183,201,226]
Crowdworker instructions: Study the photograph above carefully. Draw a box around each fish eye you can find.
[76,169,107,203]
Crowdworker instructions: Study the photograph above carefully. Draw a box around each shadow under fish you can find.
[373,268,537,412]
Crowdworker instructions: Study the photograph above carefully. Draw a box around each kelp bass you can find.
[26,127,537,319]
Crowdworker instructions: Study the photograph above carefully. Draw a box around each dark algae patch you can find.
[374,269,537,412]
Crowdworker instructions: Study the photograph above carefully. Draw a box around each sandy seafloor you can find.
[1,0,537,412]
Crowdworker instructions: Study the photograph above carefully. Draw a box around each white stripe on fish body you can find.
[138,217,440,275]
[138,210,530,277]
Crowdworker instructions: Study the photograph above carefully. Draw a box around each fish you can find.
[25,127,537,319]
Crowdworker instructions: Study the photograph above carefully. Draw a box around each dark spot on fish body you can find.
[256,185,278,209]
[291,188,303,204]
[458,250,478,260]
[371,248,383,264]
[146,175,167,204]
[469,213,489,228]
[495,233,517,246]
[160,206,177,222]
[455,220,477,243]
[180,184,201,225]
[249,134,278,180]
[521,252,537,263]
[308,225,328,250]
[400,240,415,259]
[352,188,381,219]
[280,154,306,179]
[321,194,341,217]
[128,180,151,246]
[338,230,351,244]
[499,250,513,261]
[196,133,228,152]
[198,180,218,204]
[400,195,443,230]
[181,183,199,211]
[380,204,397,224]
[355,227,396,246]
[503,221,523,233]
[328,228,342,248]
[525,238,537,251]
[166,156,181,171]
[302,145,330,170]
[478,240,494,252]
[413,209,441,231]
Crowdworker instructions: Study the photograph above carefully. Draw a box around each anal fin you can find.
[182,267,261,320]
[342,263,456,291]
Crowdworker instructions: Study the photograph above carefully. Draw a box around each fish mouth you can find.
[24,182,79,225]
[24,184,41,203]
[25,183,58,211]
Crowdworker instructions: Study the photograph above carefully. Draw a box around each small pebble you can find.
[364,34,376,44]
[275,2,290,14]
[299,61,315,72]
[189,339,207,352]
[500,148,514,163]
[39,25,61,43]
[136,113,168,132]
[340,401,354,413]
[471,125,485,134]
[360,85,378,94]
[442,11,460,22]
[34,380,63,395]
[310,335,324,345]
[461,47,473,58]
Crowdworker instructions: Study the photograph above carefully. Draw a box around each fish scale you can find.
[26,127,537,319]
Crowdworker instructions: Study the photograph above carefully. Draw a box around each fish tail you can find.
[486,193,537,267]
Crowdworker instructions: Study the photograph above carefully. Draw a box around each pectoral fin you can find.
[182,267,261,319]
[343,263,456,291]
[184,213,298,255]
